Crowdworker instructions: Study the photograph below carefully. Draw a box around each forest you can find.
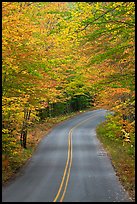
[2,2,135,199]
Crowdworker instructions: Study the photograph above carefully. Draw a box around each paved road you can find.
[2,109,132,202]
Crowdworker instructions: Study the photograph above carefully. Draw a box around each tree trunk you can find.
[20,107,31,148]
[23,129,27,149]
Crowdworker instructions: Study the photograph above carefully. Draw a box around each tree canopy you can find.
[2,2,135,153]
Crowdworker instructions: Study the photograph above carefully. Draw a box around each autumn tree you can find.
[2,2,68,149]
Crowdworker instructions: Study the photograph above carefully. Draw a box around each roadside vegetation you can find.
[96,73,135,201]
[96,111,135,201]
[2,2,134,200]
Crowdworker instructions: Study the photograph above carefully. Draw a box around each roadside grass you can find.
[96,121,135,201]
[2,111,86,185]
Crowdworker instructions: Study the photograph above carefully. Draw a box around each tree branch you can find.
[76,2,126,33]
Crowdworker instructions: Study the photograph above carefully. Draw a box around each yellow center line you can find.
[53,112,102,202]
[60,130,73,202]
[53,131,71,202]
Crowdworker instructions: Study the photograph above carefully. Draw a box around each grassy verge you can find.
[96,121,135,201]
[2,111,86,185]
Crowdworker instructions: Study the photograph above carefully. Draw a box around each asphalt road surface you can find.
[2,109,132,202]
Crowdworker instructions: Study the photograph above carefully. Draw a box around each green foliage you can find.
[37,94,91,120]
[102,114,121,140]
[102,112,135,152]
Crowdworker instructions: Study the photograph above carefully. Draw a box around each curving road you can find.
[2,109,132,202]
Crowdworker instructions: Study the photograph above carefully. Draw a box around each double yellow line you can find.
[53,129,73,202]
[53,112,101,202]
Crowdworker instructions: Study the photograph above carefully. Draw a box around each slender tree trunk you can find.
[20,107,31,148]
[23,130,27,149]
